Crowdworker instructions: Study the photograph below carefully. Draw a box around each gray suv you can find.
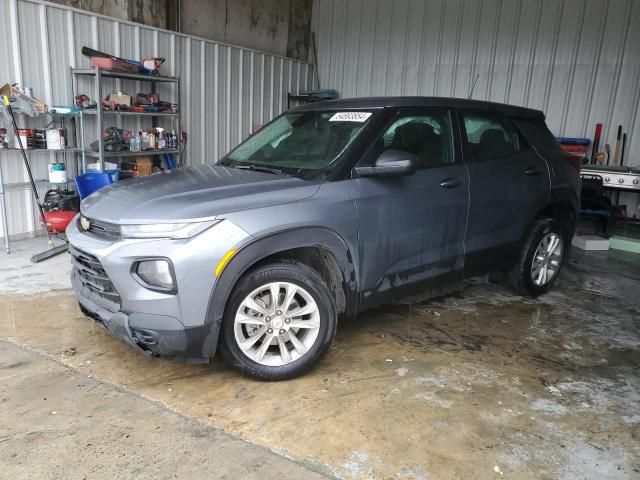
[67,97,579,380]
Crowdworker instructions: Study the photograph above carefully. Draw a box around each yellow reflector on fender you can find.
[215,249,237,277]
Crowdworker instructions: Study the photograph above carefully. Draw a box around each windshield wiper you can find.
[232,165,287,176]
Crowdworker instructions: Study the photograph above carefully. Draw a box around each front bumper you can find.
[72,268,214,361]
[66,215,250,361]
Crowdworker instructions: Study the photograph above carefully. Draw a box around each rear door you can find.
[353,108,469,305]
[459,110,550,275]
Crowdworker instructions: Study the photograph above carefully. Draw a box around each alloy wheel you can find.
[530,232,563,286]
[233,282,321,366]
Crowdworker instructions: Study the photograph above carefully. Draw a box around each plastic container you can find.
[87,161,118,171]
[46,128,66,150]
[75,172,113,199]
[105,169,120,183]
[48,163,68,184]
[86,162,120,184]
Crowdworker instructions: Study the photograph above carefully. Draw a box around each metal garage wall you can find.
[311,0,640,165]
[0,0,312,241]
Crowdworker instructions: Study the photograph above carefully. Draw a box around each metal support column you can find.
[95,68,104,171]
[0,161,10,254]
[177,78,182,166]
[79,112,86,173]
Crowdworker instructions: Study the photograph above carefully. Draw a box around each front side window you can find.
[371,110,453,169]
[219,110,375,178]
[462,111,519,161]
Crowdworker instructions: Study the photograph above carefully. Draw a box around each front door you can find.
[353,109,470,306]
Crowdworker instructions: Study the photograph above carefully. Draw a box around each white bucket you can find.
[48,163,67,184]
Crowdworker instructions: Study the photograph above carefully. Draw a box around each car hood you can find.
[81,164,321,224]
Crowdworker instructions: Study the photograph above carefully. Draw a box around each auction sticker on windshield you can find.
[329,112,372,122]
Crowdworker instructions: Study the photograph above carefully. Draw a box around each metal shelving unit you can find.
[72,69,179,83]
[79,149,180,158]
[0,111,80,253]
[80,109,179,118]
[0,147,79,153]
[71,68,181,172]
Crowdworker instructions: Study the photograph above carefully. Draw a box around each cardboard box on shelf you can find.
[108,92,132,106]
[135,157,153,176]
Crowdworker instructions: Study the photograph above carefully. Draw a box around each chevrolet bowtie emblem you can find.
[80,216,91,231]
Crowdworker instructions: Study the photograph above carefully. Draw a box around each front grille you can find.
[78,216,122,240]
[70,245,121,308]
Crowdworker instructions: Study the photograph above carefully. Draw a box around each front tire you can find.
[219,260,337,380]
[509,218,566,297]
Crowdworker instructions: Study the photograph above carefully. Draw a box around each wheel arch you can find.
[524,188,578,244]
[203,227,358,356]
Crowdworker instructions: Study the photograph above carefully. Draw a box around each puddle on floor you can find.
[1,257,639,479]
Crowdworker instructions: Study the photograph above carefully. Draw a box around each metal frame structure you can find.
[0,112,78,253]
[0,161,8,253]
[71,68,181,172]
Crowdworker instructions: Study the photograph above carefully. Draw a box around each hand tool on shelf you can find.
[612,125,622,165]
[591,123,602,164]
[82,46,143,73]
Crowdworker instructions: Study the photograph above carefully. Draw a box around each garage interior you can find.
[1,0,639,479]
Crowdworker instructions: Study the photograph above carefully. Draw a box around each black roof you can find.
[292,96,544,119]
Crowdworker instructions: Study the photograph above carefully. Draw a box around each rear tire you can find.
[509,218,566,297]
[219,260,337,380]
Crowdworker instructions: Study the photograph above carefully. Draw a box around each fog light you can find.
[135,259,175,291]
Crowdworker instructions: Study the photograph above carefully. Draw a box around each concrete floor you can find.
[1,239,639,479]
[0,341,327,480]
[0,238,71,294]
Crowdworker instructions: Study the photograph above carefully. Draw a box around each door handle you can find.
[439,177,462,188]
[524,166,542,176]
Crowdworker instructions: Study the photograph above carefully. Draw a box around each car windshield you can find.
[219,110,375,178]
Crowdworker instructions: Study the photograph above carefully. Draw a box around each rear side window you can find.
[462,111,519,160]
[374,110,453,169]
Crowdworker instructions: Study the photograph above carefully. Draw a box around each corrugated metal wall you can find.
[0,0,312,241]
[311,0,640,165]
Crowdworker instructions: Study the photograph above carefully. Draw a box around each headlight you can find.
[121,220,219,239]
[134,259,176,292]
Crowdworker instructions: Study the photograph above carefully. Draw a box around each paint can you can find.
[48,163,68,184]
[16,128,34,149]
[46,128,66,150]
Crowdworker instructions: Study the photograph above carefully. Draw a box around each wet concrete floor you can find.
[0,249,639,479]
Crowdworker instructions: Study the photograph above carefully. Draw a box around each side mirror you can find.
[354,149,417,177]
